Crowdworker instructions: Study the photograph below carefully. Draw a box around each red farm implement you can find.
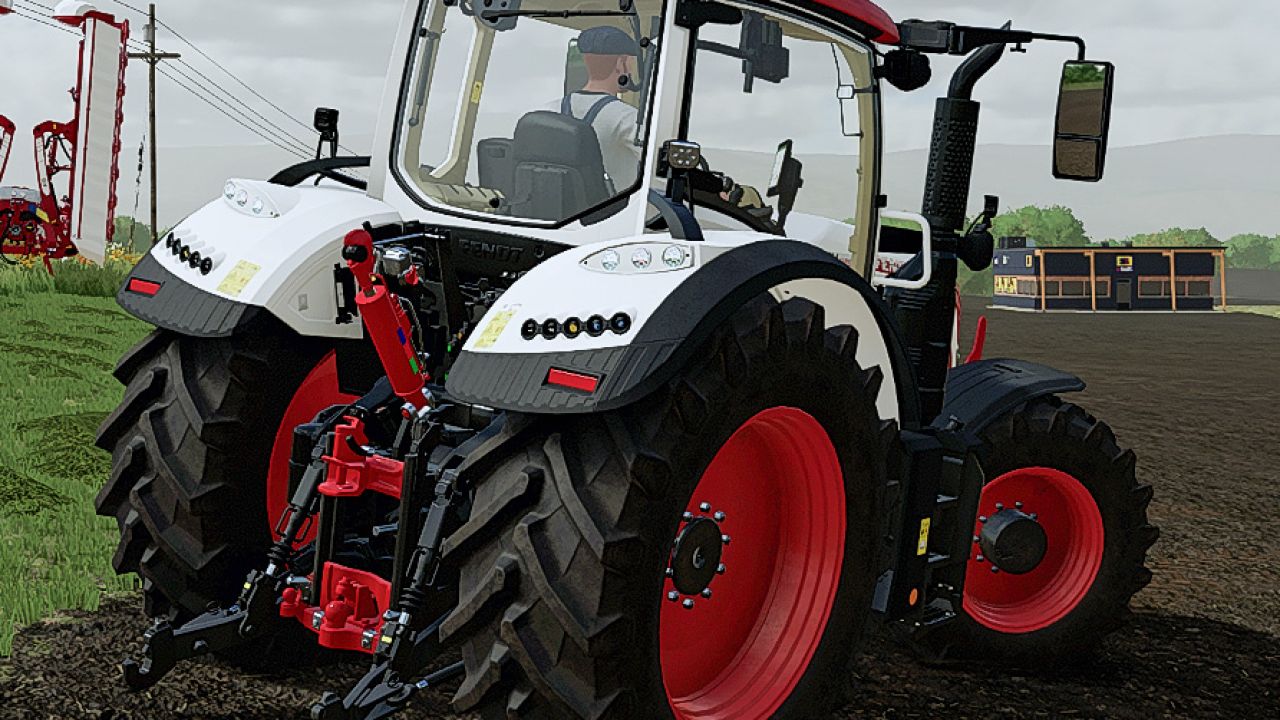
[0,3,128,271]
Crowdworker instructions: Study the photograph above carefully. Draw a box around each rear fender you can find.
[446,238,919,426]
[936,358,1085,439]
[118,182,400,339]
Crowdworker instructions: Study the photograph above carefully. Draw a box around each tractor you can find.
[96,1,1157,718]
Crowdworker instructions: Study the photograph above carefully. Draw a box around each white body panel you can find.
[70,14,127,265]
[464,231,903,422]
[156,182,400,339]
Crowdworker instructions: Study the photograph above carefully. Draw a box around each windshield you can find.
[681,3,878,253]
[394,0,665,226]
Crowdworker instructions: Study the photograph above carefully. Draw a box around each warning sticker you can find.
[473,308,516,349]
[216,260,261,298]
[916,518,931,556]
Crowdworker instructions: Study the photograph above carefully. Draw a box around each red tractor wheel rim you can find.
[963,467,1104,634]
[265,352,358,541]
[660,407,845,719]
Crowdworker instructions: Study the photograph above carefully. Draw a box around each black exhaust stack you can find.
[887,26,1009,425]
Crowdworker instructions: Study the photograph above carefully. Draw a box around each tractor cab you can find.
[378,0,885,272]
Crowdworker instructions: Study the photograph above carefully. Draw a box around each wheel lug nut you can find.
[665,567,673,577]
[978,515,988,523]
[995,503,1004,511]
[699,502,712,512]
[682,599,695,610]
[1015,501,1024,509]
[976,554,985,562]
[701,588,712,599]
[716,563,726,575]
[991,566,1000,574]
[972,535,980,544]
[682,512,694,522]
[667,591,679,602]
[721,534,731,545]
[713,511,726,522]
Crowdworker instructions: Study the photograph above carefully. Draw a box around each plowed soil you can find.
[3,304,1278,719]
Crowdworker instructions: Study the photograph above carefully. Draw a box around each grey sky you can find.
[2,1,1278,188]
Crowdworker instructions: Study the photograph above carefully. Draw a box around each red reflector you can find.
[128,278,161,296]
[546,368,599,393]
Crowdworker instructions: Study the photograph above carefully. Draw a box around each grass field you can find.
[1231,305,1280,320]
[0,290,148,655]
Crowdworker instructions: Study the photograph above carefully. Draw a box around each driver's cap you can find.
[578,26,639,56]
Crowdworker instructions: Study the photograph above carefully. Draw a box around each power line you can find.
[161,61,315,157]
[6,9,310,161]
[155,65,309,160]
[9,6,78,36]
[7,6,359,183]
[109,0,352,154]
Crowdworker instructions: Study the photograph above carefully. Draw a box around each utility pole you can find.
[127,3,179,246]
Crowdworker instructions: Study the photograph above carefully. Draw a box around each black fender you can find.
[117,252,267,338]
[935,358,1085,439]
[446,241,921,424]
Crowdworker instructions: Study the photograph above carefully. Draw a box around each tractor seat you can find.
[481,110,611,221]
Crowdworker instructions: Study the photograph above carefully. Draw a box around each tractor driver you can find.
[545,26,642,193]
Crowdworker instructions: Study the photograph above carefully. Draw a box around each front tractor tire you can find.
[440,296,894,720]
[94,327,353,621]
[923,396,1159,666]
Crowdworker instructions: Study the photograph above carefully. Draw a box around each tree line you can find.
[958,205,1280,295]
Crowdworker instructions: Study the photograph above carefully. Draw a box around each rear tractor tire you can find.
[94,327,354,628]
[439,295,896,719]
[921,395,1158,666]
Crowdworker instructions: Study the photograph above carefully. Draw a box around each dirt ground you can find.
[2,305,1278,719]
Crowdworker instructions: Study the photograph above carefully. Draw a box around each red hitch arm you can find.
[342,228,433,411]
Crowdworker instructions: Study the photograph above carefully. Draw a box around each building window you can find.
[1095,278,1111,298]
[1060,280,1088,297]
[1139,280,1170,298]
[1016,279,1039,296]
[1179,278,1213,297]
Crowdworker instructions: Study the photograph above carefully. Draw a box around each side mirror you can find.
[1053,60,1114,182]
[872,210,933,291]
[766,139,803,228]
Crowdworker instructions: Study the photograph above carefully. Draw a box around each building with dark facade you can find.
[992,238,1227,312]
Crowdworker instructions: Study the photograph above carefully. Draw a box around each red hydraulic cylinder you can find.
[342,228,432,409]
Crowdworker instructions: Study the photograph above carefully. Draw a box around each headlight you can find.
[584,243,694,274]
[631,248,652,269]
[600,250,620,271]
[662,245,687,268]
[222,179,282,219]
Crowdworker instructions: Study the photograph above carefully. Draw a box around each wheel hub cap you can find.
[978,508,1047,575]
[670,517,725,596]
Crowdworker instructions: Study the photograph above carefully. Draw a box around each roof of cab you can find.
[801,0,899,44]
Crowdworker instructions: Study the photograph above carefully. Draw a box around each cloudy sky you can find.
[2,0,1279,189]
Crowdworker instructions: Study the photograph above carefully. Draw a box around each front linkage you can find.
[122,225,489,718]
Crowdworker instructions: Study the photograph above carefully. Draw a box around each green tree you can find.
[991,205,1089,247]
[112,216,153,252]
[1123,227,1221,248]
[1225,233,1280,270]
